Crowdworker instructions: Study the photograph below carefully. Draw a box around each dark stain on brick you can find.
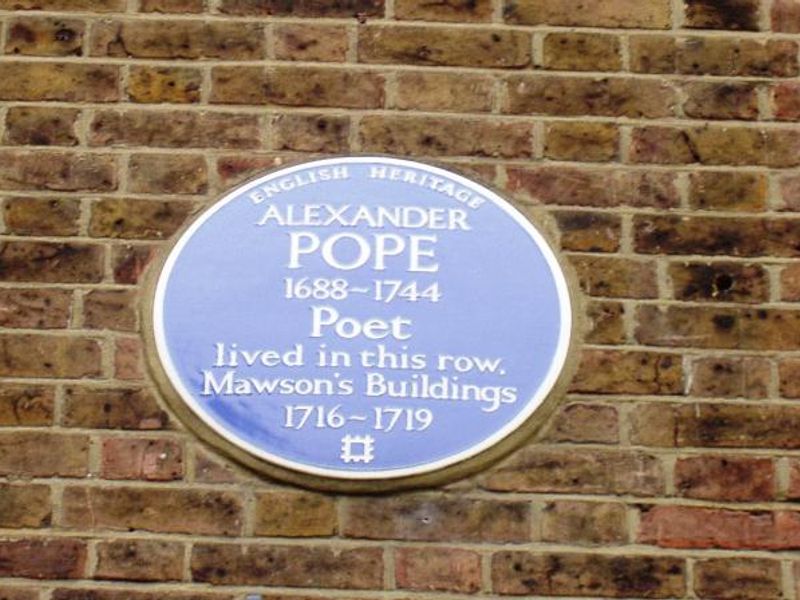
[712,314,736,330]
[686,0,760,30]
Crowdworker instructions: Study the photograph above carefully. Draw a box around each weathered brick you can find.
[53,591,233,600]
[504,0,671,28]
[83,289,138,332]
[629,127,695,164]
[0,484,52,528]
[773,82,800,121]
[128,154,208,195]
[360,115,532,158]
[691,356,770,398]
[216,154,287,186]
[140,0,203,11]
[676,38,798,77]
[782,263,800,301]
[127,66,202,103]
[683,82,759,120]
[114,337,145,381]
[695,558,782,600]
[634,216,765,256]
[685,0,761,30]
[689,171,767,211]
[111,244,159,285]
[211,66,385,109]
[0,289,71,329]
[571,256,657,299]
[0,539,86,580]
[63,386,168,430]
[3,197,80,236]
[570,350,682,395]
[775,174,800,210]
[542,33,621,71]
[630,402,800,449]
[0,588,37,600]
[4,107,79,146]
[63,486,243,535]
[0,241,104,283]
[0,335,101,378]
[545,122,618,162]
[0,150,116,191]
[554,211,621,252]
[639,505,800,550]
[220,0,384,16]
[272,114,350,153]
[90,198,197,240]
[395,72,494,112]
[541,501,627,545]
[254,491,336,537]
[91,20,265,59]
[395,547,480,593]
[400,0,490,20]
[0,0,123,7]
[788,459,800,498]
[342,495,530,542]
[507,168,677,208]
[0,386,53,426]
[584,301,626,344]
[772,0,800,32]
[358,26,530,68]
[95,539,184,582]
[5,17,84,56]
[505,76,675,117]
[191,543,383,588]
[670,262,768,303]
[492,551,685,598]
[0,63,118,101]
[90,110,260,149]
[274,24,348,62]
[482,447,664,495]
[544,402,619,444]
[676,456,774,501]
[630,35,676,73]
[0,432,88,477]
[101,437,183,481]
[194,447,241,484]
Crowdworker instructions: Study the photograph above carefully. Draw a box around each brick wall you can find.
[0,0,799,597]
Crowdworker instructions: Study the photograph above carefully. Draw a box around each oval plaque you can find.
[148,156,573,488]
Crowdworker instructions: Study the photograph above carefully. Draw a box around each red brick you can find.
[63,486,243,535]
[254,491,336,537]
[683,82,759,120]
[3,197,80,235]
[101,437,183,481]
[4,106,79,146]
[342,495,530,542]
[554,211,621,253]
[211,66,385,109]
[193,448,241,484]
[111,244,158,285]
[395,547,480,593]
[360,115,532,158]
[675,456,774,501]
[0,539,86,580]
[95,539,184,582]
[492,551,685,597]
[541,501,628,545]
[0,63,119,101]
[5,17,84,56]
[219,0,384,17]
[481,447,664,495]
[772,0,800,32]
[691,356,770,398]
[128,154,208,195]
[639,505,800,550]
[0,483,52,528]
[505,76,675,117]
[216,154,286,186]
[0,386,53,426]
[695,558,782,600]
[773,82,800,120]
[788,458,800,498]
[570,350,682,394]
[0,432,88,477]
[274,24,348,62]
[63,386,168,430]
[543,402,619,444]
[0,289,72,329]
[0,335,101,378]
[571,256,657,299]
[114,337,145,381]
[504,0,671,28]
[685,0,761,30]
[0,587,37,600]
[191,543,383,588]
[0,150,116,191]
[91,20,265,59]
[83,289,138,332]
[358,25,530,68]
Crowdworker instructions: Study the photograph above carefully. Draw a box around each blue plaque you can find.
[150,157,572,484]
